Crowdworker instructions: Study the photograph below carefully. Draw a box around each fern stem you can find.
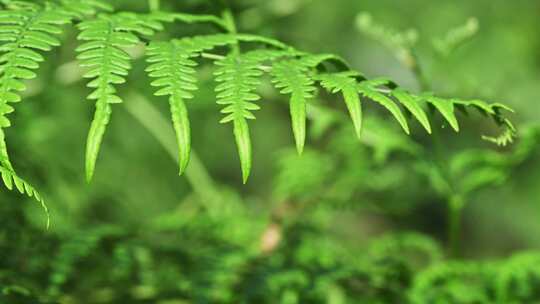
[125,92,220,207]
[201,52,226,61]
[448,195,464,257]
[222,9,240,54]
[201,52,272,72]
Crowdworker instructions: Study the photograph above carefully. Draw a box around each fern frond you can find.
[77,13,164,181]
[0,1,77,208]
[317,72,363,138]
[146,34,236,174]
[214,51,267,183]
[270,59,316,154]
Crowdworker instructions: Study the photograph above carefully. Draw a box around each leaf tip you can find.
[424,123,433,134]
[178,154,190,176]
[295,139,305,155]
[85,164,94,183]
[402,124,411,135]
[242,173,249,184]
[353,123,362,139]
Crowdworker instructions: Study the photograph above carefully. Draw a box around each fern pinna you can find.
[0,1,515,217]
[271,58,317,154]
[76,12,167,181]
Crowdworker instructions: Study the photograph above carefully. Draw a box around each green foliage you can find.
[271,58,316,153]
[495,252,540,302]
[392,88,431,133]
[2,1,510,192]
[356,12,418,68]
[433,17,479,57]
[0,0,109,224]
[0,1,539,303]
[48,225,121,296]
[76,12,166,181]
[146,34,236,174]
[408,252,540,303]
[317,71,364,138]
[410,261,491,303]
[0,0,71,160]
[214,50,266,183]
[0,0,515,202]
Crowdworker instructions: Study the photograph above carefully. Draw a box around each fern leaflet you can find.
[77,13,164,181]
[317,72,364,139]
[270,59,316,154]
[391,88,432,133]
[214,51,267,183]
[423,94,460,131]
[357,79,410,134]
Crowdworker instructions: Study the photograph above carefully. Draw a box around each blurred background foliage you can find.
[1,0,540,303]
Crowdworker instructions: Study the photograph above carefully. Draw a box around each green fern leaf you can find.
[0,1,81,209]
[317,72,363,138]
[270,59,316,154]
[214,51,266,183]
[58,0,113,20]
[77,13,164,181]
[423,95,460,131]
[146,34,236,174]
[0,2,71,161]
[357,79,410,134]
[0,163,49,228]
[392,88,431,133]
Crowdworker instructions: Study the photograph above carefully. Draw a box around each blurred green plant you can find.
[355,11,532,257]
